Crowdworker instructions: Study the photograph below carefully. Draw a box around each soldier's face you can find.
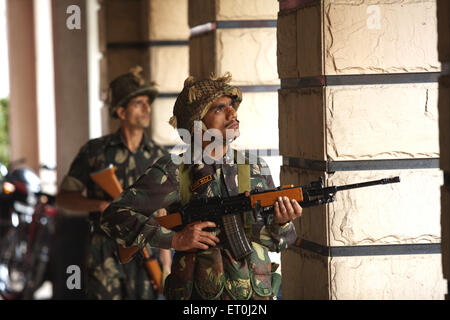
[202,95,240,143]
[119,95,151,128]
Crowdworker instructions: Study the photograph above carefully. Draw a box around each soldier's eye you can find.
[215,105,225,113]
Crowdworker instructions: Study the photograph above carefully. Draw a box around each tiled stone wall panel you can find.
[326,84,439,161]
[215,29,279,85]
[151,98,184,146]
[148,0,189,40]
[442,186,450,280]
[189,32,216,80]
[279,88,325,160]
[439,76,450,172]
[437,0,450,62]
[277,11,298,79]
[281,249,330,299]
[280,166,328,246]
[149,46,189,92]
[189,0,277,27]
[188,0,216,27]
[328,169,443,246]
[107,48,149,83]
[324,0,440,75]
[105,0,146,43]
[330,254,447,300]
[230,92,279,150]
[297,3,322,77]
[215,0,278,21]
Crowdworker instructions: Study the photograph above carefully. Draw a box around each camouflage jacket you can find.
[60,129,167,300]
[101,150,297,300]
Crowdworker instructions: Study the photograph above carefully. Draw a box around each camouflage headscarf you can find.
[108,66,159,119]
[169,72,243,135]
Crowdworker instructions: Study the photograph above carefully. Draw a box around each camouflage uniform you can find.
[100,151,297,300]
[60,130,167,299]
[101,73,297,300]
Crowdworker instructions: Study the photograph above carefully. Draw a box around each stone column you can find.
[52,0,90,186]
[188,0,282,184]
[146,0,190,147]
[278,0,446,299]
[438,0,450,300]
[51,0,90,299]
[6,0,39,172]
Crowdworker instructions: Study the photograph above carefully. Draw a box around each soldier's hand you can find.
[171,221,220,251]
[273,196,302,225]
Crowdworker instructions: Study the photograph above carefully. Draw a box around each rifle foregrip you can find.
[250,187,303,209]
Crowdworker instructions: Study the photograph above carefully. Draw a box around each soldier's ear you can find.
[116,106,127,120]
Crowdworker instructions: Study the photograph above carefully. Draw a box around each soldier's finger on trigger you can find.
[203,231,219,243]
[201,236,217,247]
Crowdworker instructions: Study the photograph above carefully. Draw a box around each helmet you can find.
[169,72,242,135]
[108,66,158,118]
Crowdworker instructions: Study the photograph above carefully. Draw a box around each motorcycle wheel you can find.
[0,227,27,299]
[0,224,50,300]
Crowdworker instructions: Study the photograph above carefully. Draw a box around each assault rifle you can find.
[90,165,163,294]
[118,176,400,264]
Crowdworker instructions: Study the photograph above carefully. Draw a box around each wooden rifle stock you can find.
[118,214,183,264]
[90,165,165,293]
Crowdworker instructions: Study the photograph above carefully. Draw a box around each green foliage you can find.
[0,97,10,168]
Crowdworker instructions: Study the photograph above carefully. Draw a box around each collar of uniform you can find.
[109,129,154,152]
[181,148,247,169]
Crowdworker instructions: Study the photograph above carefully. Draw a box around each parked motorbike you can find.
[0,163,57,300]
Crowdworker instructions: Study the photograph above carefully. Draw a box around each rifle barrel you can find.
[335,176,400,192]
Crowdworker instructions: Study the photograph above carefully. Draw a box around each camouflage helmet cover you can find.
[108,66,159,118]
[169,72,242,134]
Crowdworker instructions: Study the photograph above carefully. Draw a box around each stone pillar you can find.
[147,0,189,147]
[52,0,90,186]
[438,0,450,300]
[278,0,446,299]
[51,0,90,299]
[188,0,282,184]
[6,0,39,172]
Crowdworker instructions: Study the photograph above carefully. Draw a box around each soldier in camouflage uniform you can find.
[56,67,171,300]
[100,73,302,300]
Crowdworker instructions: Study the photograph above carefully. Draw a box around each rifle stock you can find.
[116,214,183,263]
[90,166,164,292]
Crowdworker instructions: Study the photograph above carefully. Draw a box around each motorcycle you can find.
[0,163,57,300]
